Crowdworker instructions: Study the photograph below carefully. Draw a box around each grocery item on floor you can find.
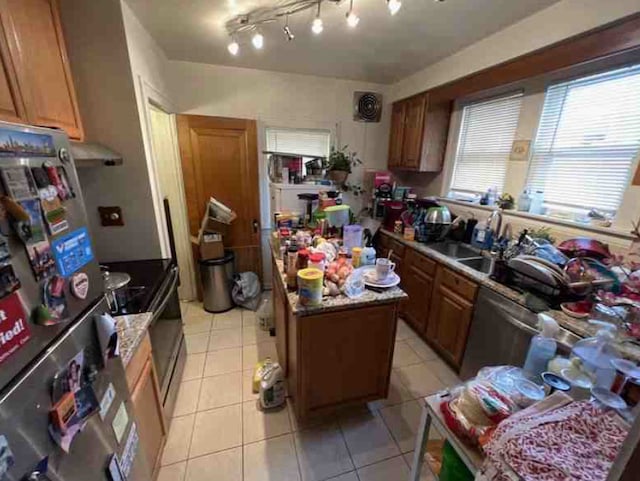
[480,392,628,481]
[297,268,324,306]
[256,297,273,331]
[259,362,286,409]
[523,313,559,378]
[252,358,274,393]
[231,271,262,310]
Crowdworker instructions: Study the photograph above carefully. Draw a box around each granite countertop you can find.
[272,248,407,317]
[115,312,154,366]
[380,229,640,361]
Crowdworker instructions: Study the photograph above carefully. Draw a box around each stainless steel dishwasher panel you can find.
[460,287,539,380]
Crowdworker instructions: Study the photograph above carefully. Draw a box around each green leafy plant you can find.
[528,226,556,244]
[497,193,515,210]
[327,145,362,173]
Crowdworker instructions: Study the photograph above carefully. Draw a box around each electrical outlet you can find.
[98,206,124,226]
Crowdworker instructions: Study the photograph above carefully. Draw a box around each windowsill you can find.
[439,198,637,241]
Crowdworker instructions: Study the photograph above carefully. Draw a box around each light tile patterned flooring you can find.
[158,301,460,481]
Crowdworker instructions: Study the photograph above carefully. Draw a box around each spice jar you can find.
[393,220,403,235]
[308,252,326,271]
[351,247,362,268]
[297,248,310,270]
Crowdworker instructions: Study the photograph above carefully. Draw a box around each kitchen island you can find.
[271,249,407,422]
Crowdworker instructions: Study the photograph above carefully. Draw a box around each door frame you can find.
[137,76,197,300]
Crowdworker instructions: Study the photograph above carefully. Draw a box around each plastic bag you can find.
[256,297,273,331]
[231,272,262,311]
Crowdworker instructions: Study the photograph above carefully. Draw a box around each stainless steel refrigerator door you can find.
[0,298,150,481]
[0,121,103,390]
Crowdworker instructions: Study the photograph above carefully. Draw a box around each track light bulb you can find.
[252,31,264,49]
[346,11,359,27]
[227,40,239,55]
[283,25,295,41]
[387,0,401,15]
[312,17,323,34]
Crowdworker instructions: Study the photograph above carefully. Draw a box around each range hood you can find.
[70,140,123,167]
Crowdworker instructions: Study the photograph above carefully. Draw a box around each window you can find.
[265,127,331,158]
[527,64,640,214]
[449,93,523,195]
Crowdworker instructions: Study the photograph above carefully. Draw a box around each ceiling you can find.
[125,0,560,84]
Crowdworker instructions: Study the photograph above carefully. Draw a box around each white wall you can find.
[59,0,163,262]
[166,61,391,227]
[390,0,640,101]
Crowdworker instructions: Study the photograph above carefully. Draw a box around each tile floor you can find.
[158,301,461,481]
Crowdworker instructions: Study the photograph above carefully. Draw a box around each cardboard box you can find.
[195,197,236,260]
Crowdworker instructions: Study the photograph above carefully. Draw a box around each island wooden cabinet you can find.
[272,261,289,375]
[387,91,452,172]
[0,0,83,139]
[126,334,167,479]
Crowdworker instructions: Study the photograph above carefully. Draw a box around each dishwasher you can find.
[460,286,578,380]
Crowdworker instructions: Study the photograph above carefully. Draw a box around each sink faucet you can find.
[487,209,503,244]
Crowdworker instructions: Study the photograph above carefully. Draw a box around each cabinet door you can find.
[401,94,427,168]
[428,284,473,368]
[402,265,434,334]
[131,357,167,478]
[1,0,83,139]
[272,269,288,375]
[388,101,406,168]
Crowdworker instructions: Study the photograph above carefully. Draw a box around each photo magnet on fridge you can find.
[13,198,46,244]
[39,185,68,236]
[0,166,38,201]
[0,264,20,299]
[42,275,69,324]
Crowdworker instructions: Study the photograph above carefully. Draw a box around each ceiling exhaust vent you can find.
[353,91,382,122]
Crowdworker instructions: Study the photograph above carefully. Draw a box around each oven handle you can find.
[149,264,179,321]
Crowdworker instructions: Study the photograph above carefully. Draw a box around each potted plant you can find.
[497,193,515,210]
[326,145,361,185]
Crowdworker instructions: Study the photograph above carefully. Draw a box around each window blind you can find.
[527,64,640,213]
[265,127,331,158]
[450,93,523,194]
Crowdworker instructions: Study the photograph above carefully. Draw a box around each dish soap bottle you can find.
[517,189,532,212]
[523,313,559,378]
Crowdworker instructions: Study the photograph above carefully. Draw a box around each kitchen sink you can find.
[427,242,481,259]
[457,256,494,274]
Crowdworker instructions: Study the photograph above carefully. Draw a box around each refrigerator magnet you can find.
[0,263,21,299]
[25,238,57,282]
[0,166,38,201]
[13,198,46,244]
[31,166,51,189]
[42,275,69,323]
[56,166,76,199]
[70,272,89,299]
[39,186,68,235]
[0,435,15,478]
[0,292,31,365]
[106,454,124,481]
[43,162,71,201]
[111,402,129,444]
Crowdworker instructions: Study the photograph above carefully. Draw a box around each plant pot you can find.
[328,170,348,185]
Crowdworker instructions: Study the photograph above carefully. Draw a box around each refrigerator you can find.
[0,122,149,481]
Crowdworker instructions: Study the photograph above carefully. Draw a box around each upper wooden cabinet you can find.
[387,92,452,172]
[0,0,83,139]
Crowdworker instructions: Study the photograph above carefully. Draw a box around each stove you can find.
[104,258,185,423]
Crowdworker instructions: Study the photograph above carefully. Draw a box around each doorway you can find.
[176,115,262,281]
[147,104,197,300]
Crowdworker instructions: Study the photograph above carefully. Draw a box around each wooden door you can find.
[131,358,167,478]
[388,101,406,168]
[177,115,262,278]
[401,94,427,168]
[0,0,83,139]
[402,265,434,334]
[427,284,473,368]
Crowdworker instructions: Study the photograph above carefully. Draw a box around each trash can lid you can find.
[199,250,235,266]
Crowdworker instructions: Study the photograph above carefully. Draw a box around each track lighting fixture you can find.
[283,15,295,41]
[387,0,401,15]
[346,0,359,27]
[227,38,239,55]
[252,30,264,49]
[311,1,323,34]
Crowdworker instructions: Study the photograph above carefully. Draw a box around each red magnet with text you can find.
[0,292,30,365]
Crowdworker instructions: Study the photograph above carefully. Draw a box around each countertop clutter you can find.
[379,229,640,362]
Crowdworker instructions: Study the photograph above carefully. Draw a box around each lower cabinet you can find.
[402,264,434,334]
[427,283,474,368]
[126,334,167,478]
[272,265,288,375]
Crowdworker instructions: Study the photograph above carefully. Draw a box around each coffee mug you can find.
[375,258,395,281]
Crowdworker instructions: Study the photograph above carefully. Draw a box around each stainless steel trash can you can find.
[199,250,235,313]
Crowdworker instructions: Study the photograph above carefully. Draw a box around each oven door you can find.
[147,264,185,418]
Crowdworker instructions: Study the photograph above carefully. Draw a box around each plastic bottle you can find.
[517,189,532,212]
[529,190,545,215]
[571,322,620,389]
[286,245,299,291]
[523,313,559,378]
